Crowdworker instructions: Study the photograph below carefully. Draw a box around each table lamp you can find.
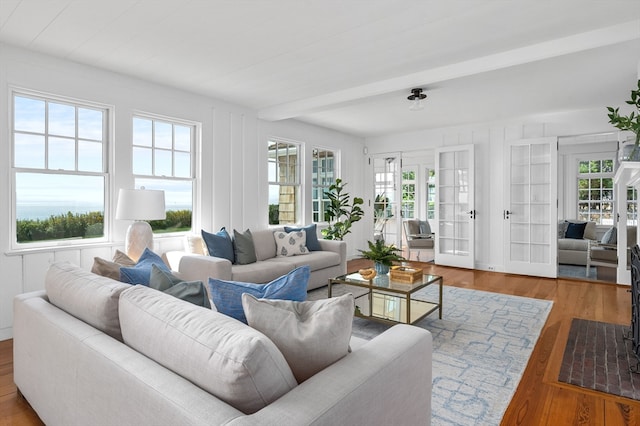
[116,188,166,261]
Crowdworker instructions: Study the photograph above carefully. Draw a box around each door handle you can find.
[468,210,476,220]
[504,210,512,219]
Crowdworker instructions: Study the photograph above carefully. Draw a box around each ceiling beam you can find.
[258,20,640,122]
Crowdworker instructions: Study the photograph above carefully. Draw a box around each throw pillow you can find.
[91,250,136,280]
[242,293,354,383]
[201,227,234,262]
[601,226,617,245]
[274,230,309,257]
[208,265,310,323]
[418,220,431,235]
[564,222,587,239]
[233,228,257,265]
[284,224,322,251]
[119,248,170,285]
[91,257,123,280]
[148,264,211,308]
[558,221,569,238]
[113,249,136,266]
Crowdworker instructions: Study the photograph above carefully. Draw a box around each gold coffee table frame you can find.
[329,272,443,325]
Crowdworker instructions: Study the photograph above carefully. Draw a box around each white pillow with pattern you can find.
[274,230,309,257]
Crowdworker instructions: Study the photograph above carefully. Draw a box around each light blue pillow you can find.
[284,224,321,251]
[208,265,310,323]
[120,248,170,285]
[601,226,617,244]
[202,227,234,263]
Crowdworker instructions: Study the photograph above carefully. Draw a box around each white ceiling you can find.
[1,0,639,137]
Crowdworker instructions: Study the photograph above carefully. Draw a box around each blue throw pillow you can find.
[120,248,170,285]
[565,222,587,239]
[208,265,310,323]
[284,224,322,251]
[202,228,234,263]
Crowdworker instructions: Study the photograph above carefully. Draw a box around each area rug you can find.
[308,284,553,426]
[558,318,640,400]
[558,264,596,279]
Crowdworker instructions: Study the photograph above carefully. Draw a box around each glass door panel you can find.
[435,145,475,268]
[505,137,557,277]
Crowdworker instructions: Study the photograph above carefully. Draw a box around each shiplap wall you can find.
[365,111,617,273]
[0,44,365,340]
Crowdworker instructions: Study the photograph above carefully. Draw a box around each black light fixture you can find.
[407,88,427,111]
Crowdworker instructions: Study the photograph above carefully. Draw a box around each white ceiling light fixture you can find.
[407,88,427,111]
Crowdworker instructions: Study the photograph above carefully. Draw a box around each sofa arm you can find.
[175,254,233,284]
[318,239,346,258]
[226,324,432,426]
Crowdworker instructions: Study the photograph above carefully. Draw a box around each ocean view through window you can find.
[132,114,196,233]
[12,91,108,245]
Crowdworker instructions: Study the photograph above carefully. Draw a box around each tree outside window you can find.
[577,159,614,225]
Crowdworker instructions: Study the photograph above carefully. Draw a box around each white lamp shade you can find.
[116,189,166,221]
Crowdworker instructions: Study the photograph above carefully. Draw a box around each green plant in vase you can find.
[358,239,405,274]
[321,179,364,240]
[607,79,640,160]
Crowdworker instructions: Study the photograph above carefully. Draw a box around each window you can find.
[577,159,614,225]
[402,169,417,218]
[627,187,638,226]
[132,115,196,233]
[268,139,300,225]
[12,91,108,245]
[426,169,436,220]
[312,148,335,222]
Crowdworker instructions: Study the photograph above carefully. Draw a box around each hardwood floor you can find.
[1,261,639,425]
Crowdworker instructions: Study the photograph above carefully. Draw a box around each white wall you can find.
[365,110,619,273]
[0,44,365,340]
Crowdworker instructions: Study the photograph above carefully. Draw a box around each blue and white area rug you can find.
[308,284,553,426]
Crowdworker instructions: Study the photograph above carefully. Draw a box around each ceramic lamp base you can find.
[125,221,154,262]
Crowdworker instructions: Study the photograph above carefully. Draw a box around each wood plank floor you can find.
[1,260,639,425]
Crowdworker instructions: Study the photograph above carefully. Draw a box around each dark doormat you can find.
[558,318,640,400]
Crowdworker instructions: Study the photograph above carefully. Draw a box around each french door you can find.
[435,145,475,268]
[372,154,401,246]
[504,137,558,277]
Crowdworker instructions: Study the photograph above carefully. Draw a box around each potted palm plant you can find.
[358,240,405,274]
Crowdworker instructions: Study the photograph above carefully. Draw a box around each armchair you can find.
[403,219,434,261]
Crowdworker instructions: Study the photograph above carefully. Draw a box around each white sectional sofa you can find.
[166,228,346,291]
[13,262,433,426]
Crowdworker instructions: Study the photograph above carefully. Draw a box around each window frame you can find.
[576,158,615,225]
[10,87,112,250]
[311,147,337,223]
[131,112,199,236]
[268,138,302,225]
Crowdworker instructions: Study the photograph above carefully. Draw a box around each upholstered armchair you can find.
[403,219,434,261]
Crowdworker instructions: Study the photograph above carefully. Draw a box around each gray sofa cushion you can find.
[45,261,130,341]
[558,238,590,251]
[231,259,294,283]
[119,285,297,414]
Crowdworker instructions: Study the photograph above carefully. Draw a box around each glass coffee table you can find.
[329,271,443,325]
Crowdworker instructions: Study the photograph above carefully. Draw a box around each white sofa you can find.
[166,228,346,291]
[13,262,432,426]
